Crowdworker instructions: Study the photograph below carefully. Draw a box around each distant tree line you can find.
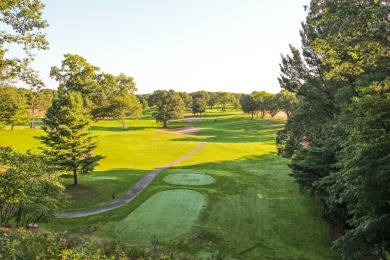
[276,0,389,258]
[240,90,297,119]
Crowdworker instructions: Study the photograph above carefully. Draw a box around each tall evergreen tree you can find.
[39,92,104,185]
[276,0,389,257]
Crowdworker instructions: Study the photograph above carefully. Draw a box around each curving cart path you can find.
[56,142,207,218]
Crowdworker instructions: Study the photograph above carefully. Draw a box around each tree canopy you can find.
[0,0,48,88]
[0,86,28,130]
[50,54,141,123]
[277,0,389,257]
[151,89,185,128]
[0,146,66,227]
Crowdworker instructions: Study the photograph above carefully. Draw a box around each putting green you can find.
[114,189,205,241]
[164,173,215,186]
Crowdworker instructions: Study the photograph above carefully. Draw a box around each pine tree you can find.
[277,0,389,257]
[39,91,104,185]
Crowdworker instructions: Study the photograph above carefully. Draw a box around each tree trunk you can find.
[16,205,22,227]
[11,124,14,131]
[286,111,291,119]
[73,169,78,185]
[251,112,254,120]
[163,121,167,128]
[30,107,35,129]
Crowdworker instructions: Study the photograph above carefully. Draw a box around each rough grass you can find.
[114,189,205,241]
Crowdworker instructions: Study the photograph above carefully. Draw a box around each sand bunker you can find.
[183,117,200,122]
[155,126,200,135]
[164,173,215,186]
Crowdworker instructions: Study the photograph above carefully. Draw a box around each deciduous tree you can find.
[0,0,49,85]
[0,147,66,227]
[0,86,29,130]
[192,97,206,115]
[151,90,185,128]
[50,54,100,111]
[275,90,298,118]
[240,94,257,119]
[252,91,272,119]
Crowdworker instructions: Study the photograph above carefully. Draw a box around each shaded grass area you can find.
[61,169,148,211]
[169,155,335,259]
[115,189,206,241]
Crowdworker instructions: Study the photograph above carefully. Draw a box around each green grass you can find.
[0,109,340,259]
[0,126,43,152]
[114,189,205,241]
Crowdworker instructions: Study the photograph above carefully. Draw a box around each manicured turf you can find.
[163,173,215,185]
[114,189,205,241]
[1,110,340,259]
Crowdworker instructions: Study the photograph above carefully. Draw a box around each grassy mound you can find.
[163,173,215,186]
[114,189,205,241]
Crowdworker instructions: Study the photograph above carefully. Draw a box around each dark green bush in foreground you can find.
[0,227,198,259]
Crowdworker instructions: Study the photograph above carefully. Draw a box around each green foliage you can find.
[252,91,272,119]
[0,147,66,227]
[151,89,185,128]
[0,228,192,259]
[216,92,233,111]
[239,94,256,119]
[0,86,29,130]
[275,90,298,118]
[277,0,390,257]
[179,91,193,110]
[207,92,219,109]
[39,91,104,185]
[191,90,210,105]
[50,54,100,97]
[192,97,207,115]
[50,54,141,123]
[240,91,275,119]
[0,0,48,86]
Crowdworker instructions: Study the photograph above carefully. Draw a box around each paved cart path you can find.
[56,142,207,218]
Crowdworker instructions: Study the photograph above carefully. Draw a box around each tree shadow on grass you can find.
[90,125,157,132]
[61,168,150,212]
[170,119,284,144]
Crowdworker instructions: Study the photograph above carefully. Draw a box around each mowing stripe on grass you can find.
[114,189,206,241]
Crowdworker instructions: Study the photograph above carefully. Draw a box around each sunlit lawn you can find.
[0,109,339,259]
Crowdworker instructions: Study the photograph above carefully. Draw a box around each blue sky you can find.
[27,0,308,94]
